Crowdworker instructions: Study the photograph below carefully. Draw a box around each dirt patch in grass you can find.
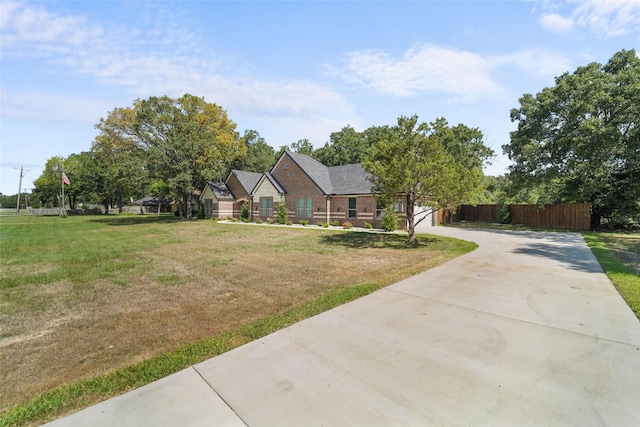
[0,217,471,412]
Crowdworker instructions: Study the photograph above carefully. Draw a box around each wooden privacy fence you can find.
[437,203,591,230]
[509,203,590,230]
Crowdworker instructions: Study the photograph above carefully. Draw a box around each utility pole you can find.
[14,166,29,214]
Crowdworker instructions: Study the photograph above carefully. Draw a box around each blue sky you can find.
[1,0,639,196]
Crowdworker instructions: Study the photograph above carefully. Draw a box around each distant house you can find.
[201,151,407,228]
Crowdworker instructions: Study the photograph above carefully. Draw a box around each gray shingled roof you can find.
[285,151,373,195]
[231,170,263,195]
[206,182,235,199]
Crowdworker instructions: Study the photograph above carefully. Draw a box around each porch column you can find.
[325,197,331,223]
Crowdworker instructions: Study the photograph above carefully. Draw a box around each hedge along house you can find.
[202,151,405,228]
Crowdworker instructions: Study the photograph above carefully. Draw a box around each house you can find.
[201,151,406,228]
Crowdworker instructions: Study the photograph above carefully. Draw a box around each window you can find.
[394,201,404,213]
[297,197,312,218]
[260,197,273,217]
[205,199,213,216]
[348,197,357,218]
[376,200,384,219]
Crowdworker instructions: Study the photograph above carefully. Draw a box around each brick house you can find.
[201,151,406,228]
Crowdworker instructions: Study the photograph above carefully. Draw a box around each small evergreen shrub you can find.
[331,220,340,227]
[320,222,329,228]
[497,200,511,224]
[364,222,373,229]
[381,207,398,232]
[299,220,308,226]
[240,202,250,221]
[276,203,289,224]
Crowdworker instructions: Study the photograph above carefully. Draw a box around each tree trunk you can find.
[406,193,418,245]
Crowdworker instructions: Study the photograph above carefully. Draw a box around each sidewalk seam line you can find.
[191,366,250,427]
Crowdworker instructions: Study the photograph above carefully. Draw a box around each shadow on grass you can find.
[319,231,439,249]
[88,214,180,226]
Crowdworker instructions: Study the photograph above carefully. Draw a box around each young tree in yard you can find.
[363,115,493,245]
[504,49,640,228]
[33,156,66,208]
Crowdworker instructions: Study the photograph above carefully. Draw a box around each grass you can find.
[583,231,640,319]
[0,214,476,426]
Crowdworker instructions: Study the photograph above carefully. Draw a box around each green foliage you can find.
[342,221,353,229]
[363,115,493,244]
[497,199,511,224]
[314,125,378,166]
[275,202,289,224]
[381,206,398,232]
[331,220,340,227]
[231,129,277,173]
[364,222,373,229]
[320,222,329,228]
[299,220,309,226]
[240,202,250,220]
[504,49,640,228]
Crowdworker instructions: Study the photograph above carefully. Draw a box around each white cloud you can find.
[536,0,640,38]
[331,44,505,100]
[332,44,571,101]
[0,1,358,133]
[0,90,111,123]
[538,13,575,34]
[574,0,640,38]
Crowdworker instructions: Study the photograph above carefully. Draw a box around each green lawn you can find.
[0,214,476,426]
[583,231,640,319]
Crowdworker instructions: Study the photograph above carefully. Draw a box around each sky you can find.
[1,0,639,196]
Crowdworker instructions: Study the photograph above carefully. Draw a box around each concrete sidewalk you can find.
[46,228,640,426]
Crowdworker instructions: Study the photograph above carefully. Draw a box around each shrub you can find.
[320,222,329,228]
[364,222,373,229]
[381,207,398,232]
[299,220,308,226]
[240,202,250,221]
[331,220,340,227]
[267,218,276,224]
[241,217,251,223]
[342,221,353,229]
[497,199,511,224]
[256,219,263,224]
[276,203,289,224]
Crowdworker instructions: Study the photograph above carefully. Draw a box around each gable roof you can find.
[277,151,372,195]
[228,170,263,195]
[256,172,286,194]
[204,182,235,200]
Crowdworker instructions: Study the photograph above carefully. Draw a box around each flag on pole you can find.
[62,172,70,186]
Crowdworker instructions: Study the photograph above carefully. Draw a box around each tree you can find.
[504,49,640,228]
[276,138,315,159]
[93,104,148,210]
[363,115,491,244]
[231,130,276,173]
[33,156,66,208]
[130,94,245,219]
[314,125,372,166]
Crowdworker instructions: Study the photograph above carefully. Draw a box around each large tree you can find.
[230,129,276,173]
[504,49,640,228]
[364,115,493,244]
[93,104,148,210]
[133,94,245,218]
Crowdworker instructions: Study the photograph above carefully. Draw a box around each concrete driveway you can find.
[46,227,640,426]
